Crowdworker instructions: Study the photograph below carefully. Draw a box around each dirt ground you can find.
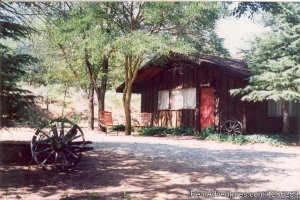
[1,128,300,200]
[0,147,214,200]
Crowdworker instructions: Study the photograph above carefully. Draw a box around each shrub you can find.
[110,124,126,132]
[168,127,197,136]
[198,126,216,139]
[198,127,298,146]
[141,126,197,136]
[243,134,290,146]
[141,127,169,136]
[68,114,81,124]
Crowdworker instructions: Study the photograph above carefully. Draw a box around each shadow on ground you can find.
[0,141,299,199]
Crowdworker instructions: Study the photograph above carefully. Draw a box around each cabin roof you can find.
[116,53,251,93]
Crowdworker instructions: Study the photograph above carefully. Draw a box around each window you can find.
[268,100,282,117]
[158,90,169,110]
[170,88,196,109]
[268,100,298,117]
[289,102,299,117]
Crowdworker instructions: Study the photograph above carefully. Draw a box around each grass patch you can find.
[198,127,299,146]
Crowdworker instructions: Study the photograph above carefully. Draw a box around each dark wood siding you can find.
[141,62,249,130]
[139,61,299,134]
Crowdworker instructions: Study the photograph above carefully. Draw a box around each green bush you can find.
[243,134,290,146]
[198,127,298,146]
[168,127,197,136]
[142,126,298,146]
[69,114,81,124]
[198,126,216,139]
[142,127,169,136]
[110,124,126,132]
[141,126,197,136]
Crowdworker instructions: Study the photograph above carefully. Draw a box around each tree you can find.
[28,3,113,129]
[0,3,36,127]
[50,4,118,129]
[230,3,300,134]
[231,2,281,18]
[97,2,227,135]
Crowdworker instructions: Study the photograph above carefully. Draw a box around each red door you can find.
[200,88,214,130]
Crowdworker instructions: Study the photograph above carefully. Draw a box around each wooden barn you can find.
[116,54,299,134]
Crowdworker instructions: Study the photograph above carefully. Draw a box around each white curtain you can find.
[170,88,196,109]
[158,90,169,109]
[170,90,183,109]
[268,100,299,117]
[183,88,196,109]
[289,102,299,117]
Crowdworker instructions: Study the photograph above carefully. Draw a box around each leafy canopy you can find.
[0,3,36,127]
[231,3,300,102]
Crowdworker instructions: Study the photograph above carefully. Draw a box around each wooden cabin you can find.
[116,54,299,134]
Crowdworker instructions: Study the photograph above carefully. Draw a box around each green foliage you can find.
[243,134,286,146]
[110,124,135,132]
[68,114,81,124]
[0,3,37,127]
[107,2,229,65]
[111,124,126,132]
[198,126,216,139]
[144,2,229,56]
[101,2,228,135]
[230,3,300,103]
[168,127,197,136]
[86,191,100,200]
[141,126,197,136]
[198,127,298,146]
[232,2,282,18]
[123,192,134,200]
[112,31,194,61]
[3,190,12,196]
[60,193,71,200]
[37,118,52,129]
[141,127,169,136]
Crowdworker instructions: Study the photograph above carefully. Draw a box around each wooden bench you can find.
[99,111,119,135]
[133,113,152,128]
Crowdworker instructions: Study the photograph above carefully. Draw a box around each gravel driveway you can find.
[89,133,300,190]
[1,129,300,199]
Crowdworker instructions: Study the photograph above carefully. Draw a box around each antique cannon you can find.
[31,118,93,170]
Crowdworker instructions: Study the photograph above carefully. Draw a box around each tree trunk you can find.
[87,84,94,130]
[122,54,143,135]
[84,48,108,129]
[282,100,289,134]
[97,57,108,128]
[61,86,68,117]
[46,95,49,110]
[123,82,132,135]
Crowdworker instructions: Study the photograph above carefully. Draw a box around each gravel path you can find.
[86,132,300,192]
[1,129,300,199]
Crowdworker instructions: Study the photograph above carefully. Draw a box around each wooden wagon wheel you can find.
[220,120,243,135]
[31,118,85,170]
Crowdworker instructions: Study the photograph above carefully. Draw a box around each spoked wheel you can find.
[31,118,85,170]
[220,120,243,135]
